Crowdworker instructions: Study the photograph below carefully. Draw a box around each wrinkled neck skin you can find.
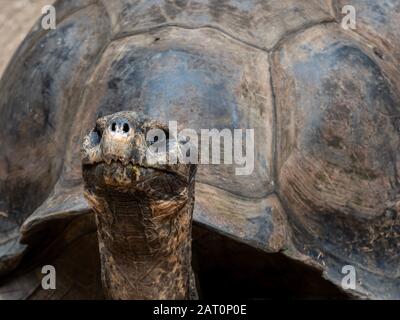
[84,181,195,300]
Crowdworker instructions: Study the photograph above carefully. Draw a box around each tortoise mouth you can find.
[83,159,169,184]
[82,160,190,199]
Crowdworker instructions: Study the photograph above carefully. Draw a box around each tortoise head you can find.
[81,111,196,198]
[80,111,197,299]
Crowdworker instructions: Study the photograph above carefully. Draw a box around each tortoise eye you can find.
[149,135,159,145]
[149,133,167,145]
[146,128,168,146]
[94,125,103,139]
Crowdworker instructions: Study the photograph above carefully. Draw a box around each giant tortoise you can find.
[0,0,399,299]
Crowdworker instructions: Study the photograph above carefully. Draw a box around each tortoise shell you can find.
[0,0,399,299]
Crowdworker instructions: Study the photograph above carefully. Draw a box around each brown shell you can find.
[0,0,399,299]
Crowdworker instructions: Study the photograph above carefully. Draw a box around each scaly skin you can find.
[81,111,197,299]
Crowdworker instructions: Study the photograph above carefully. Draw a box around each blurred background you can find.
[0,0,51,76]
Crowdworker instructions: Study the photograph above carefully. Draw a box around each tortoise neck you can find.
[90,186,195,300]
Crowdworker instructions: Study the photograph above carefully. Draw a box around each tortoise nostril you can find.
[110,119,130,134]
